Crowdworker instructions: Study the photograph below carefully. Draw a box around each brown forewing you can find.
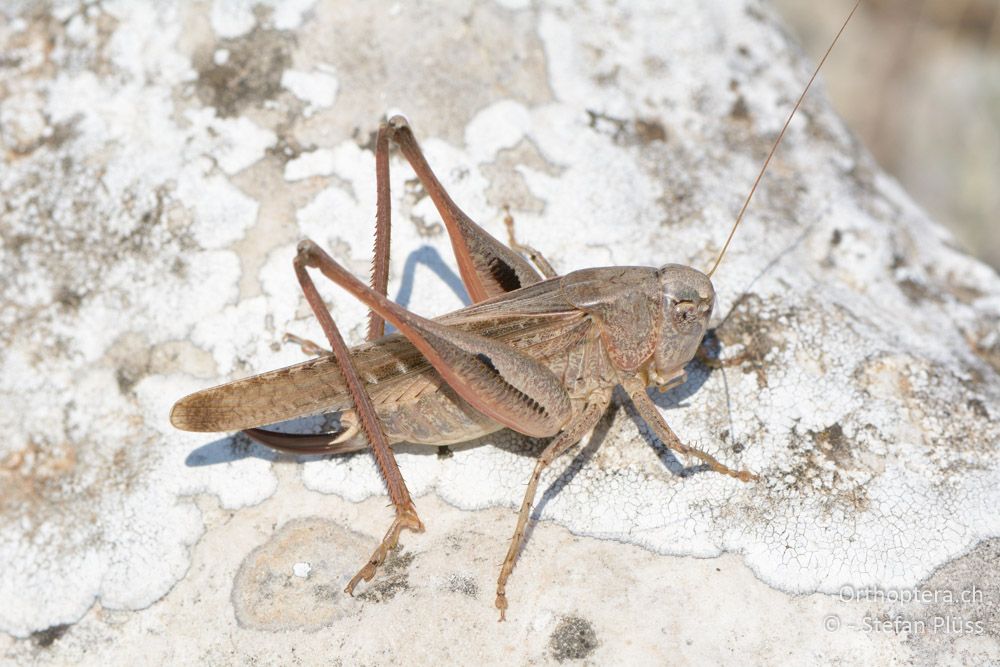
[170,279,590,433]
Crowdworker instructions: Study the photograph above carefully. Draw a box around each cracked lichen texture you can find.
[0,0,998,644]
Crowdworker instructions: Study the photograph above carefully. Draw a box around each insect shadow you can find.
[491,358,718,526]
[511,373,722,550]
[185,432,280,467]
[633,222,816,482]
[186,244,470,468]
[392,244,472,311]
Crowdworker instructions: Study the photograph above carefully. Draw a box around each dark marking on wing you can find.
[488,257,521,292]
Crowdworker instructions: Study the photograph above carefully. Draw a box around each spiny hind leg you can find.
[291,240,425,592]
[495,392,610,621]
[503,206,557,279]
[363,116,545,338]
[364,119,394,340]
[386,116,545,302]
[626,379,758,482]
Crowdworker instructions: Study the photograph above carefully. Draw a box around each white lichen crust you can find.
[1,0,997,657]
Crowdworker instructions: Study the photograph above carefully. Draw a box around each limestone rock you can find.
[1,1,997,663]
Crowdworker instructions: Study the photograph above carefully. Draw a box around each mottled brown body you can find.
[171,267,646,447]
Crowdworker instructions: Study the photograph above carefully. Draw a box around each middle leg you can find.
[495,390,611,620]
[503,206,558,280]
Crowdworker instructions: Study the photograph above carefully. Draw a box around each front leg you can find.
[624,378,758,482]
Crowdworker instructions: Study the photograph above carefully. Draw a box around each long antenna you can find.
[706,0,862,278]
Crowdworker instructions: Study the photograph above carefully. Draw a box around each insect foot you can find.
[346,507,425,596]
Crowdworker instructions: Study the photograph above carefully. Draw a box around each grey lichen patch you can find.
[777,422,874,514]
[444,574,479,598]
[231,517,373,632]
[195,27,294,117]
[443,532,466,555]
[729,94,751,122]
[650,143,709,228]
[633,119,668,145]
[106,334,219,395]
[966,398,990,420]
[862,354,1000,467]
[897,276,942,305]
[807,423,850,467]
[942,275,985,305]
[584,110,668,147]
[712,294,784,389]
[481,139,563,215]
[858,362,994,480]
[289,1,553,145]
[356,548,415,604]
[0,150,197,352]
[967,320,1000,374]
[2,429,83,520]
[0,85,77,157]
[2,6,120,97]
[29,623,70,649]
[549,615,599,662]
[886,539,1000,661]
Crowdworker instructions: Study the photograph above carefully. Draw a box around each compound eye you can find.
[672,299,698,326]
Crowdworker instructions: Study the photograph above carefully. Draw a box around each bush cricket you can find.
[170,1,861,621]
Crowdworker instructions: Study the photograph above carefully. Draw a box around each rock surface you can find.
[1,1,998,664]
